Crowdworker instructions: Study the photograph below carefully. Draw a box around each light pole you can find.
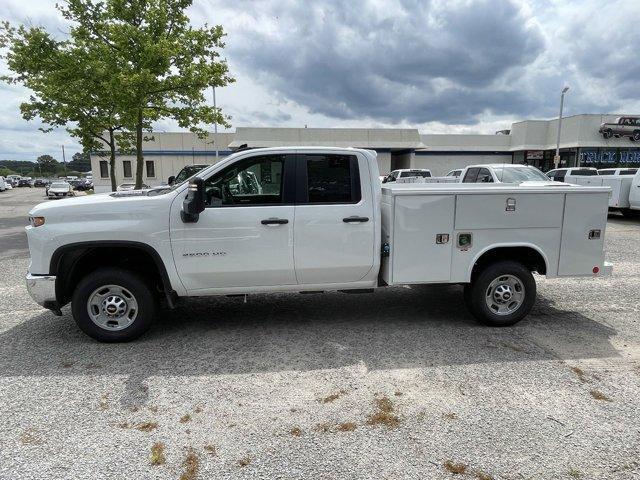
[554,86,570,168]
[212,86,219,162]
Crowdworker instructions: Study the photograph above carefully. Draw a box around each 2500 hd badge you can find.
[182,251,227,257]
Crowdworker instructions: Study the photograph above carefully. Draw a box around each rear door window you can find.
[476,168,494,183]
[299,154,361,204]
[462,168,480,183]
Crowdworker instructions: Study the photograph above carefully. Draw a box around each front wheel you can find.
[633,131,640,142]
[602,129,613,139]
[71,268,157,342]
[464,261,536,327]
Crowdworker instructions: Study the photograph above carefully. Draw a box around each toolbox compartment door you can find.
[391,194,455,283]
[558,192,608,276]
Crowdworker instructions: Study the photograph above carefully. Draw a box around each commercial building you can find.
[91,113,640,192]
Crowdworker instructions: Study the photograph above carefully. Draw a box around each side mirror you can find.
[181,177,205,223]
[168,175,176,185]
[382,177,388,183]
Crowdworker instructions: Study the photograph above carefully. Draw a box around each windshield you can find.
[400,171,431,178]
[51,182,68,188]
[175,165,208,184]
[492,167,549,182]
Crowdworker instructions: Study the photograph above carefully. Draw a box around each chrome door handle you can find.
[261,218,289,225]
[343,216,369,223]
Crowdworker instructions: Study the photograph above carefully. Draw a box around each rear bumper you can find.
[25,273,61,314]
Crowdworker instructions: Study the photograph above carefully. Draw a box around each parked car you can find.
[598,168,638,176]
[18,177,34,187]
[47,181,73,198]
[69,179,93,191]
[460,164,550,183]
[382,169,432,183]
[446,169,463,178]
[546,167,598,182]
[4,178,13,190]
[599,117,640,141]
[25,146,612,342]
[0,176,6,192]
[34,178,49,187]
[168,164,209,185]
[117,182,150,191]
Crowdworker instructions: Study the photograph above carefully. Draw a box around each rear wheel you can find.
[633,131,640,142]
[464,261,536,327]
[71,268,157,342]
[621,208,640,218]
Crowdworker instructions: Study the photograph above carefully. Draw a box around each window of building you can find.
[203,154,285,207]
[302,154,360,204]
[99,161,109,178]
[145,161,155,178]
[122,160,133,178]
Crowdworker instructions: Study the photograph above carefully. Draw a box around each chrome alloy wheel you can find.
[485,274,525,316]
[87,284,138,331]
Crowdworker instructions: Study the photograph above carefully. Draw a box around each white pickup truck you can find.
[26,147,612,342]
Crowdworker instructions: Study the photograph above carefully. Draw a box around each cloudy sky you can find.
[1,0,639,161]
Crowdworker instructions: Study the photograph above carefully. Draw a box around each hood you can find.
[29,189,176,217]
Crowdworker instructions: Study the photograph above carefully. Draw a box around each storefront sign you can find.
[580,150,640,164]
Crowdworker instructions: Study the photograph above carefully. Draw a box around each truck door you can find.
[293,153,375,284]
[170,153,297,291]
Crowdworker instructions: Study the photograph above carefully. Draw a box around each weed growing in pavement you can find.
[289,426,303,437]
[150,443,165,466]
[238,455,252,467]
[180,414,192,423]
[204,444,217,456]
[321,389,348,404]
[366,396,400,428]
[19,428,43,445]
[589,389,612,402]
[179,449,200,480]
[443,412,458,421]
[443,460,467,475]
[336,422,357,432]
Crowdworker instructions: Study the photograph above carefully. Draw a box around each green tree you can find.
[68,151,92,172]
[36,154,59,175]
[2,0,234,190]
[1,22,131,191]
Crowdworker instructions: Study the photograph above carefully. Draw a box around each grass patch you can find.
[443,460,468,475]
[321,389,347,404]
[289,426,303,437]
[313,423,331,433]
[204,444,217,456]
[180,414,192,423]
[571,366,588,383]
[98,394,109,411]
[150,442,166,466]
[475,471,494,480]
[366,396,400,429]
[568,467,582,478]
[238,455,251,467]
[194,406,203,414]
[590,389,612,402]
[336,422,357,432]
[179,449,199,480]
[443,412,458,421]
[19,428,43,445]
[136,422,158,432]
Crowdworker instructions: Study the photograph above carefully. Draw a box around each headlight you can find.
[29,216,45,227]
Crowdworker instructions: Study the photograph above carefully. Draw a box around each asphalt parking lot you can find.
[1,187,639,480]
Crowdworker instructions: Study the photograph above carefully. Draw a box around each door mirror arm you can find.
[168,175,175,185]
[181,177,206,223]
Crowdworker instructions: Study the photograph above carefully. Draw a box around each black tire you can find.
[465,261,536,327]
[71,268,157,342]
[621,209,640,218]
[602,129,612,139]
[633,131,640,142]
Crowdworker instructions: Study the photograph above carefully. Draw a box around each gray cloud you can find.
[228,0,546,123]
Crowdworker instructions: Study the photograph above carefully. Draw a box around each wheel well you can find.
[470,247,547,281]
[51,243,174,308]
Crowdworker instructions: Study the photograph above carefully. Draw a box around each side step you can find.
[338,289,375,294]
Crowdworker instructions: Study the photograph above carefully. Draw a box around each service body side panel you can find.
[558,192,608,276]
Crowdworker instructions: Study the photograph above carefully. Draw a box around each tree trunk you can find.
[135,108,144,189]
[109,129,117,192]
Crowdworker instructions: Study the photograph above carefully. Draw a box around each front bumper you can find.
[25,273,61,314]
